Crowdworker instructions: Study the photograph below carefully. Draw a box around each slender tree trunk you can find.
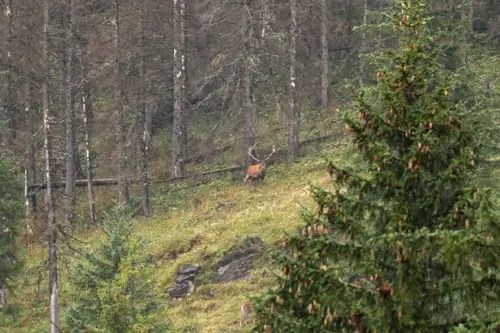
[112,0,128,203]
[78,44,97,225]
[3,0,14,146]
[261,0,270,38]
[359,0,368,88]
[0,284,4,307]
[172,0,185,178]
[64,0,76,226]
[42,0,60,331]
[320,0,329,111]
[242,0,255,169]
[180,0,188,160]
[287,0,299,163]
[460,0,474,67]
[138,3,151,217]
[24,83,36,233]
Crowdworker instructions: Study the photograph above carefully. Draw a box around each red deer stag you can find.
[244,145,275,184]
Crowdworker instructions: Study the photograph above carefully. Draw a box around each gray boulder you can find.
[167,263,201,300]
[211,236,264,283]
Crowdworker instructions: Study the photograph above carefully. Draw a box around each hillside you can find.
[2,138,354,333]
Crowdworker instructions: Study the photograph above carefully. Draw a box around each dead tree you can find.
[359,0,368,88]
[287,0,299,163]
[78,41,97,225]
[24,82,36,232]
[172,0,185,178]
[320,0,329,110]
[242,0,255,169]
[137,2,151,217]
[113,0,128,203]
[42,0,60,330]
[3,0,15,146]
[64,0,76,225]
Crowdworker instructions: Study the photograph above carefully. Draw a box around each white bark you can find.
[42,0,59,331]
[359,0,368,88]
[320,0,329,110]
[287,0,299,163]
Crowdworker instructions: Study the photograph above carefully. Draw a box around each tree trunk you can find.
[24,83,36,233]
[180,0,188,160]
[320,0,329,111]
[261,0,270,38]
[3,0,14,147]
[78,43,97,225]
[64,0,76,226]
[0,283,4,307]
[112,0,128,203]
[138,3,151,217]
[359,0,368,88]
[287,0,299,163]
[242,0,255,169]
[172,0,185,178]
[42,0,60,331]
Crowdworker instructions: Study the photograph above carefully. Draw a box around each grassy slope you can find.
[3,139,350,333]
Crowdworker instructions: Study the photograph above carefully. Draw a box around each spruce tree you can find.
[252,1,500,332]
[0,153,23,306]
[63,208,170,333]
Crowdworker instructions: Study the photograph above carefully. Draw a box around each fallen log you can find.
[29,178,119,191]
[29,167,245,192]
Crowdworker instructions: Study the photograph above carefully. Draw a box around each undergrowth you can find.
[2,138,354,333]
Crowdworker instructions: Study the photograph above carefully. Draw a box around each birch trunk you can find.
[242,0,255,169]
[42,0,60,331]
[172,0,185,178]
[64,0,76,225]
[359,0,368,88]
[261,0,270,38]
[320,0,329,111]
[24,83,36,233]
[180,0,188,160]
[3,0,14,146]
[78,44,97,225]
[138,3,151,217]
[112,0,128,203]
[287,0,299,163]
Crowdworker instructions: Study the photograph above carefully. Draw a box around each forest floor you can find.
[3,136,352,333]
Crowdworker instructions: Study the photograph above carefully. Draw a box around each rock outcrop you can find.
[211,236,264,283]
[167,263,202,300]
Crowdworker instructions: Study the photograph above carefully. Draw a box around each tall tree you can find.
[42,0,60,331]
[287,0,299,163]
[3,0,14,146]
[24,82,36,232]
[113,0,128,203]
[242,0,255,169]
[172,0,185,178]
[320,0,329,111]
[64,0,76,226]
[137,2,151,217]
[359,0,368,88]
[180,0,188,161]
[78,42,97,225]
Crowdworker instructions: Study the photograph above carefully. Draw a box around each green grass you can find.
[2,139,351,333]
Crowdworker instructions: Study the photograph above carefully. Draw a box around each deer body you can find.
[244,163,266,183]
[244,145,275,184]
[240,302,253,326]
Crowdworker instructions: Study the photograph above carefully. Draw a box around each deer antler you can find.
[248,145,261,162]
[262,145,276,162]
